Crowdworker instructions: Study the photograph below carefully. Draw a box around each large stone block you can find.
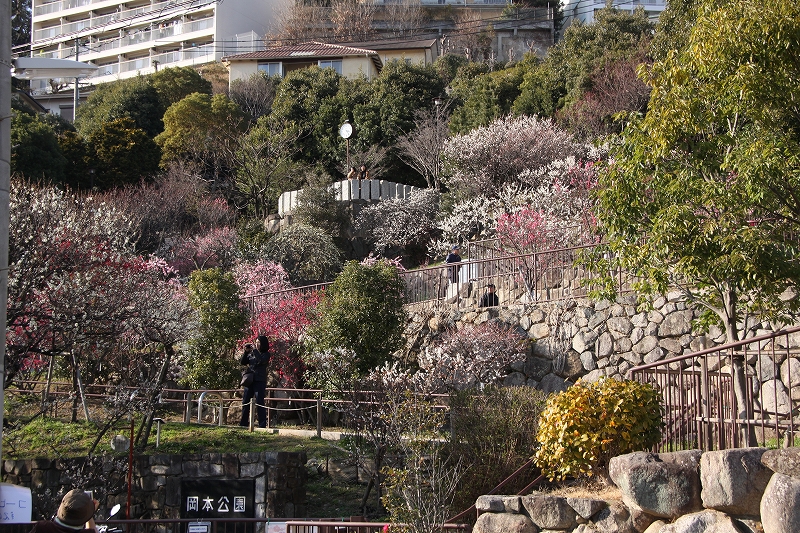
[524,357,552,381]
[760,379,791,416]
[566,497,607,519]
[539,373,569,393]
[473,512,538,533]
[701,448,771,516]
[633,335,659,355]
[761,448,800,478]
[761,472,800,533]
[521,494,578,529]
[476,495,521,513]
[573,329,598,353]
[660,510,741,533]
[659,311,692,337]
[607,317,634,337]
[590,501,635,533]
[609,450,702,519]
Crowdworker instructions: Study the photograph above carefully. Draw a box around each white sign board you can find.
[187,521,211,533]
[0,483,32,523]
[267,523,287,533]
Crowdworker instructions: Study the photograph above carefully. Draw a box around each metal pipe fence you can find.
[628,326,800,452]
[6,383,451,437]
[243,242,629,313]
[0,517,472,533]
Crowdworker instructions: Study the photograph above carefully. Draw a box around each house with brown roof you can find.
[223,38,440,84]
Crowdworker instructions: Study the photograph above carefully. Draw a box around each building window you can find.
[257,62,282,77]
[318,60,342,74]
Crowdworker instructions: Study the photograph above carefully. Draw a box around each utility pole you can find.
[0,0,11,461]
[72,38,79,120]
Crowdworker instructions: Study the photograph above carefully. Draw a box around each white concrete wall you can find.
[278,179,418,217]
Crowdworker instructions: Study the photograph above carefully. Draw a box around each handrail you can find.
[628,327,800,452]
[245,241,622,312]
[627,325,800,378]
[447,457,541,523]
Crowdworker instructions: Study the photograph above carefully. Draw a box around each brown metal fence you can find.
[1,518,460,533]
[243,242,629,312]
[628,327,800,452]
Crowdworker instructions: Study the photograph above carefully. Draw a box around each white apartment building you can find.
[28,0,287,94]
[562,0,667,27]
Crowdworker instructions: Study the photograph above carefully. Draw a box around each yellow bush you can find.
[534,378,663,480]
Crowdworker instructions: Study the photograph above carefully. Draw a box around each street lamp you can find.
[339,120,353,173]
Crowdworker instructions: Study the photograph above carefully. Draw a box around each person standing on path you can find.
[239,335,271,428]
[445,244,462,284]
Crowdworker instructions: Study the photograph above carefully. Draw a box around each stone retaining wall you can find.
[2,452,307,521]
[473,447,800,533]
[403,293,798,392]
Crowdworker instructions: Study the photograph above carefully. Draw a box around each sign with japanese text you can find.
[181,480,255,520]
[0,484,32,523]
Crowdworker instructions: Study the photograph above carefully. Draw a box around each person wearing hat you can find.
[445,245,462,284]
[31,489,99,533]
[479,283,499,307]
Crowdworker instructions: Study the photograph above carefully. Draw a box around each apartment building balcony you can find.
[87,42,215,79]
[31,0,215,47]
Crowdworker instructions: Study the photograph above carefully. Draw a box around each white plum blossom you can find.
[415,321,527,393]
[441,115,592,196]
[355,189,440,255]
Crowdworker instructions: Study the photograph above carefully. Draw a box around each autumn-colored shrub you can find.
[535,378,663,480]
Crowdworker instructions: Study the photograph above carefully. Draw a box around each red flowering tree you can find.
[7,182,194,450]
[495,161,599,298]
[168,226,238,277]
[234,259,319,388]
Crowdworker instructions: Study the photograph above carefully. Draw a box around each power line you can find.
[21,0,661,64]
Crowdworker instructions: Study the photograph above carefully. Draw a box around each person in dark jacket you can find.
[479,283,499,307]
[31,489,98,533]
[240,335,271,428]
[445,245,462,284]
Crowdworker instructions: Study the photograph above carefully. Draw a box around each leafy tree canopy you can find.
[263,223,342,285]
[449,60,530,134]
[184,267,247,389]
[514,6,654,117]
[10,111,66,183]
[150,66,213,109]
[87,117,161,190]
[155,92,245,178]
[593,0,800,342]
[270,67,343,167]
[305,259,407,374]
[74,76,164,139]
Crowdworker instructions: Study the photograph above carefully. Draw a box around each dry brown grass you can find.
[532,477,622,501]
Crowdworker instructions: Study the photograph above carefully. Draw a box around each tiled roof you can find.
[338,37,438,51]
[223,41,379,61]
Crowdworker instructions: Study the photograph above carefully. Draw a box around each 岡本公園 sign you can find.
[181,480,255,520]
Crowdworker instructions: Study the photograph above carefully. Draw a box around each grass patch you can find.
[3,417,350,459]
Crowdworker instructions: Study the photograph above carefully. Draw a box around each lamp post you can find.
[339,120,353,173]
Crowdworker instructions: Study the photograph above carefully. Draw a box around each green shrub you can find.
[534,378,663,480]
[447,386,548,514]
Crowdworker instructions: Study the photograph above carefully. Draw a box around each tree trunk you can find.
[136,343,175,450]
[721,288,757,447]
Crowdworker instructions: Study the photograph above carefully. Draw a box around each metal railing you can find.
[244,242,628,313]
[286,521,468,532]
[628,327,800,452]
[7,383,450,438]
[0,517,464,533]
